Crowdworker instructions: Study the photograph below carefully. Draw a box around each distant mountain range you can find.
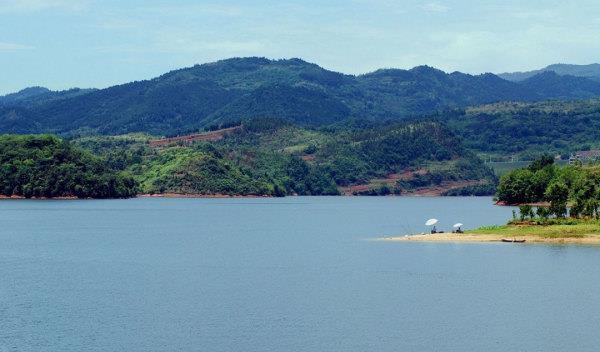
[498,63,600,82]
[3,57,600,136]
[0,86,96,107]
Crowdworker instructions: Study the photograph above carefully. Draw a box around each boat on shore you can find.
[501,238,526,243]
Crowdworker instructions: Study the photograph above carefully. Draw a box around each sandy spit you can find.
[378,233,600,245]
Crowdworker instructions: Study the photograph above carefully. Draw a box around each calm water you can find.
[1,196,599,351]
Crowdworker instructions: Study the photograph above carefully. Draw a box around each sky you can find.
[1,0,600,94]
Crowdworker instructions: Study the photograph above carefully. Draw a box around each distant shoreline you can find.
[379,232,600,245]
[138,193,271,199]
[0,195,78,200]
[495,201,549,207]
[0,193,497,200]
[138,193,492,199]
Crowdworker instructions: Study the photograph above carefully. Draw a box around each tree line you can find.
[497,155,600,218]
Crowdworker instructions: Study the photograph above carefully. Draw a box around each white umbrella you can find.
[425,218,438,226]
[453,223,463,228]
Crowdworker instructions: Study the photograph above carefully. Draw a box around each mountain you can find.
[445,99,600,158]
[73,118,497,196]
[0,87,50,105]
[0,86,96,107]
[355,67,535,117]
[0,134,136,199]
[519,71,600,100]
[3,57,600,136]
[499,63,600,82]
[0,106,42,134]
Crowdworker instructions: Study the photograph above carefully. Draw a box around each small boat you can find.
[501,238,526,243]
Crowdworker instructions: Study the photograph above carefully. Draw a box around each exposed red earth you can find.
[149,126,242,147]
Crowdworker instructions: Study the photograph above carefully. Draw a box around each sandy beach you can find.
[379,233,600,245]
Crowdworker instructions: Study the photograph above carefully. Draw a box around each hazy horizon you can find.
[2,0,600,94]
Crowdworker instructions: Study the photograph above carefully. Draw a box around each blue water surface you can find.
[1,196,598,352]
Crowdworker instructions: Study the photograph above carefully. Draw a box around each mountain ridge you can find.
[0,86,97,108]
[498,63,600,82]
[3,57,600,136]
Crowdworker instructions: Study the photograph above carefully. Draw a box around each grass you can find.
[467,219,600,239]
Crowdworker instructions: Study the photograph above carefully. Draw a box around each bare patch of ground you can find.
[149,126,241,147]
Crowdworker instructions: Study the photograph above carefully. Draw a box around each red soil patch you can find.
[404,180,486,196]
[340,184,373,195]
[301,155,316,161]
[340,176,487,197]
[149,126,242,147]
[339,172,406,195]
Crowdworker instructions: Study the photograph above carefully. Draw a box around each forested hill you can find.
[72,118,497,197]
[445,99,600,159]
[499,63,600,82]
[0,87,96,107]
[0,135,137,199]
[3,57,600,136]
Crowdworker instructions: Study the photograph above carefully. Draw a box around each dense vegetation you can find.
[136,145,339,196]
[0,87,95,108]
[445,99,600,159]
[73,127,338,197]
[3,57,600,136]
[4,58,599,198]
[496,156,600,218]
[71,119,496,196]
[499,63,600,82]
[0,135,137,198]
[229,119,496,191]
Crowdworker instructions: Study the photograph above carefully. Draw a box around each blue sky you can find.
[1,0,600,94]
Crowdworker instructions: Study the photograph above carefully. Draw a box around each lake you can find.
[1,196,600,351]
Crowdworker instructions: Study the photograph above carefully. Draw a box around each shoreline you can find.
[0,195,79,200]
[379,233,600,245]
[138,193,271,199]
[495,200,549,207]
[0,194,497,200]
[138,193,500,199]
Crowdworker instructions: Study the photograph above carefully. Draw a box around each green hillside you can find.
[3,57,600,136]
[0,87,96,107]
[73,119,496,197]
[445,99,600,159]
[499,63,600,82]
[0,135,137,198]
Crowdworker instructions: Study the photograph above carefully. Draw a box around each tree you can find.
[528,154,555,172]
[497,169,535,204]
[530,166,556,201]
[519,205,534,221]
[536,206,551,220]
[545,181,569,218]
[572,169,600,218]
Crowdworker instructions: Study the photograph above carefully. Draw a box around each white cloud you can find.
[422,2,450,13]
[0,42,34,51]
